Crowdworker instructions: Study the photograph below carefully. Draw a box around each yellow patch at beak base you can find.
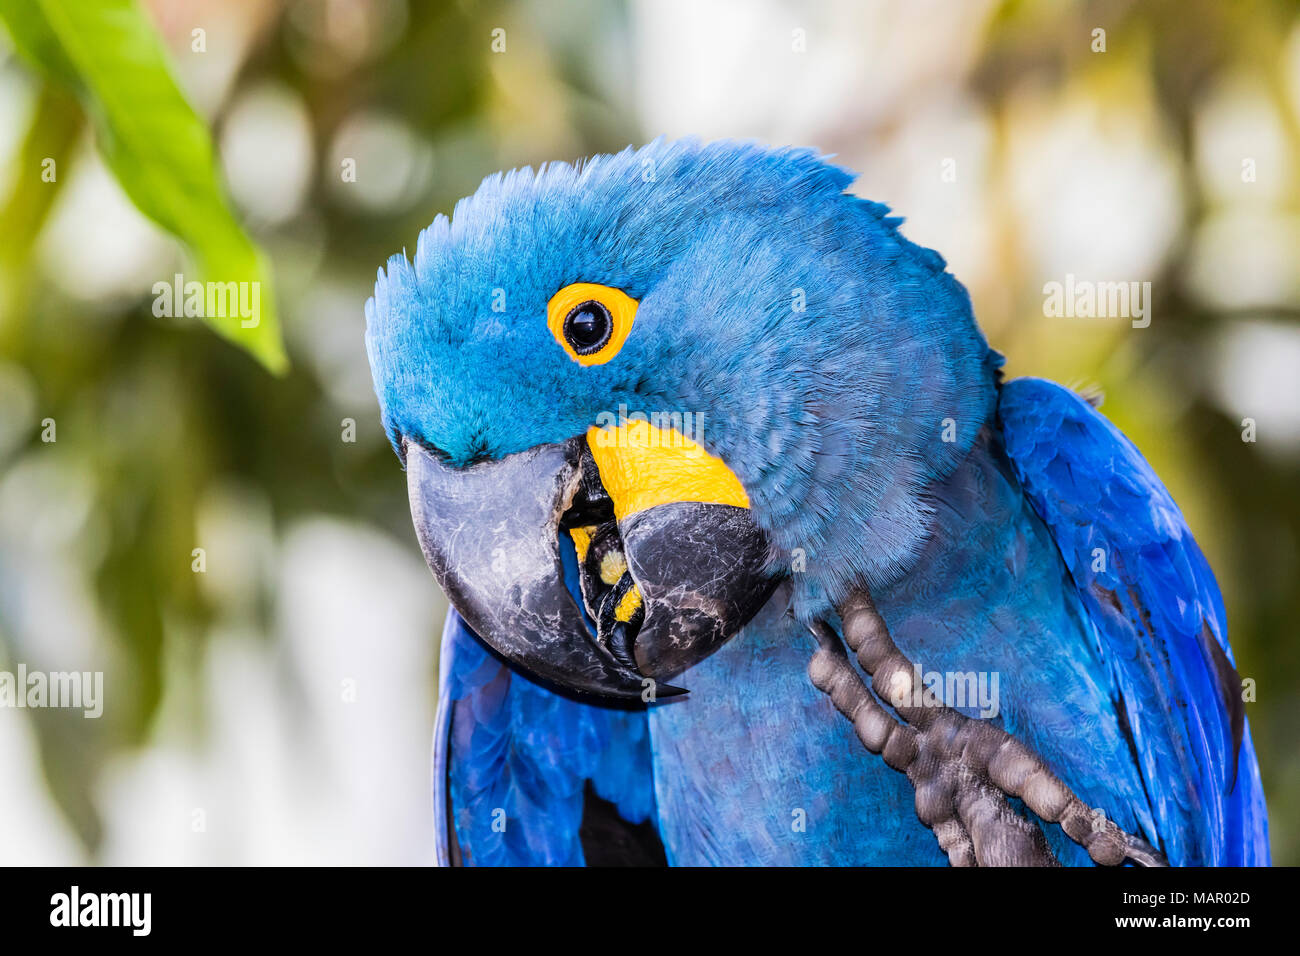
[586,419,750,523]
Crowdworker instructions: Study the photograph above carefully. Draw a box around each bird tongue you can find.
[595,571,644,672]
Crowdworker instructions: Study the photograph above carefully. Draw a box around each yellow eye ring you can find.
[547,282,638,366]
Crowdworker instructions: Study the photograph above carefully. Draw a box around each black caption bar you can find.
[0,864,1289,942]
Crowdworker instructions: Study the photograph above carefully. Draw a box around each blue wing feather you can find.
[999,377,1268,865]
[432,608,658,866]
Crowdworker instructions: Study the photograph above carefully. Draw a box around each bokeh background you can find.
[1,0,1297,865]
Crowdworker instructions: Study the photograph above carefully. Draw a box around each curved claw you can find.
[809,590,1169,867]
[807,620,1055,866]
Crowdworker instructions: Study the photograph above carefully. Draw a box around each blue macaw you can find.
[365,139,1269,866]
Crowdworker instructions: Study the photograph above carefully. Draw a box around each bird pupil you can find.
[565,301,611,353]
[572,311,599,341]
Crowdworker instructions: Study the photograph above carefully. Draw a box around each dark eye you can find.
[562,300,612,355]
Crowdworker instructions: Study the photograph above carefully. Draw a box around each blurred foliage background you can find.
[0,0,1296,864]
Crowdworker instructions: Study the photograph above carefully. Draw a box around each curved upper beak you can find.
[406,437,650,698]
[404,425,777,701]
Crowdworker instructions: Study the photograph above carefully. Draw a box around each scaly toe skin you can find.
[808,624,978,864]
[810,588,1169,867]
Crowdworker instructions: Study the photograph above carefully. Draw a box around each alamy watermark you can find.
[1042,274,1151,328]
[152,273,260,328]
[885,661,1001,719]
[0,664,103,718]
[591,404,707,454]
[50,886,150,936]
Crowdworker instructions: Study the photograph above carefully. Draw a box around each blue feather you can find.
[999,377,1269,864]
[435,610,657,866]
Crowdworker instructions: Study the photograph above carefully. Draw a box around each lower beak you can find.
[404,433,776,701]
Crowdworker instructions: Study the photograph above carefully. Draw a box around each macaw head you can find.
[366,138,999,700]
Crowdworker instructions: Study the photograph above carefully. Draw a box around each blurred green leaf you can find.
[0,0,288,372]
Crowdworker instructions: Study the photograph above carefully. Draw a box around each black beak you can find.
[404,436,776,701]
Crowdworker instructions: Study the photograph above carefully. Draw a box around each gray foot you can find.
[808,589,1167,867]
